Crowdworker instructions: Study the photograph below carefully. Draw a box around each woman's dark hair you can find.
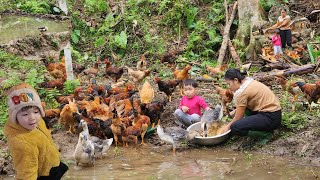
[183,79,198,88]
[224,68,246,82]
[281,8,287,12]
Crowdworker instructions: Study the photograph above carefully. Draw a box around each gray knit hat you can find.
[6,83,45,123]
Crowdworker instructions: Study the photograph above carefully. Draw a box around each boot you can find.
[247,130,273,145]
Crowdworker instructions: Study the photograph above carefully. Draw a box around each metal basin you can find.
[187,122,231,146]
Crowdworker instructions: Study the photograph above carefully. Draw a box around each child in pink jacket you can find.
[272,29,282,59]
[174,79,211,128]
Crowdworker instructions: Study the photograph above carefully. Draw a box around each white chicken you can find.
[74,132,95,166]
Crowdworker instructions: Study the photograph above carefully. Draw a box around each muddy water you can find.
[69,146,320,179]
[2,145,320,179]
[0,15,69,44]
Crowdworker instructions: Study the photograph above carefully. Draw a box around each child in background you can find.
[272,29,283,59]
[4,83,68,180]
[174,79,211,128]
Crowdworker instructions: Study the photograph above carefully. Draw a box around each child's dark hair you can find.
[183,79,198,88]
[224,68,247,82]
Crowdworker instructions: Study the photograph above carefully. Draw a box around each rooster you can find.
[140,99,167,127]
[275,76,303,111]
[295,81,318,111]
[154,77,181,102]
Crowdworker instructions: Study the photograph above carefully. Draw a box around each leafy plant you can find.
[114,31,128,49]
[71,30,81,44]
[63,79,81,94]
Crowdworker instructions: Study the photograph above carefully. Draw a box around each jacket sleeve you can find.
[9,138,38,180]
[198,97,209,109]
[178,97,184,109]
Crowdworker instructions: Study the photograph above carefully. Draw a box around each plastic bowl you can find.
[187,122,231,146]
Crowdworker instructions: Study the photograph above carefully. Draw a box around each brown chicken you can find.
[139,80,154,104]
[275,76,302,111]
[55,87,84,104]
[42,57,66,79]
[155,77,181,102]
[173,65,191,95]
[122,111,151,146]
[206,64,228,77]
[83,61,100,77]
[214,85,234,115]
[59,98,78,133]
[104,59,124,82]
[126,66,151,89]
[140,99,167,127]
[136,54,147,70]
[295,81,318,111]
[161,49,183,64]
[39,75,66,90]
[110,112,126,146]
[311,80,320,103]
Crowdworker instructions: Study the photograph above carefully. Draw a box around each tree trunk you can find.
[237,0,266,61]
[217,1,238,66]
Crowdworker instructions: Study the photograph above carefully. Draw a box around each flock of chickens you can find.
[39,52,320,165]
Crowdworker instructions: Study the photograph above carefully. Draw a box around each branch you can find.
[228,39,241,68]
[217,1,238,66]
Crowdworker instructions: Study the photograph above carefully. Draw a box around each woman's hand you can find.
[220,123,231,134]
[181,106,189,113]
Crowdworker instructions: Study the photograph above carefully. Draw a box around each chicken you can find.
[156,125,196,155]
[41,57,66,79]
[139,80,154,104]
[173,65,191,95]
[275,76,303,111]
[59,98,78,133]
[136,54,147,70]
[154,77,181,102]
[132,113,151,145]
[140,99,167,127]
[126,66,151,89]
[110,112,126,146]
[74,132,95,166]
[39,75,66,90]
[55,86,84,104]
[214,85,233,115]
[161,49,183,64]
[295,82,318,111]
[43,108,60,129]
[311,80,320,103]
[83,61,100,77]
[206,64,228,77]
[73,63,86,74]
[200,104,223,137]
[104,59,124,82]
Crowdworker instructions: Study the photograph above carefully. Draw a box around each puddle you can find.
[0,15,69,44]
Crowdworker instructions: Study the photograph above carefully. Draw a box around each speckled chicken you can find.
[200,104,223,137]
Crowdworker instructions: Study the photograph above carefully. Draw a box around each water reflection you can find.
[61,146,319,179]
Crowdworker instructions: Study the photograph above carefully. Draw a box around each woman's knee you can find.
[230,121,249,136]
